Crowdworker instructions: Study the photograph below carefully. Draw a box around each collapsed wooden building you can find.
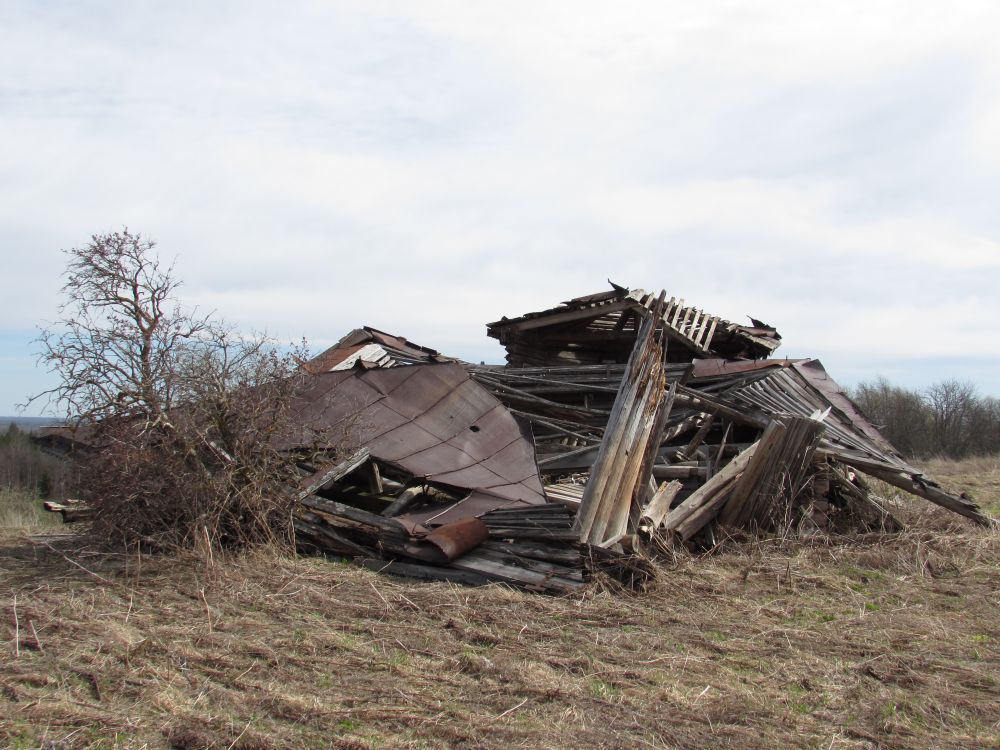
[44,284,992,593]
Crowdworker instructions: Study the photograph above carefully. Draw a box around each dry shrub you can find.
[32,229,329,552]
[76,341,324,551]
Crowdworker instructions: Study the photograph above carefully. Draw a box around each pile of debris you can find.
[43,284,991,593]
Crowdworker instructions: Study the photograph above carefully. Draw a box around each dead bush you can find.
[32,229,326,551]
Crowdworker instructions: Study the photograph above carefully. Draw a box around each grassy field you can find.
[0,487,61,531]
[1,458,998,749]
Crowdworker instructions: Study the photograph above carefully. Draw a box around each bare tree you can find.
[924,379,979,458]
[31,230,319,550]
[33,230,209,425]
[852,376,1000,460]
[851,377,931,457]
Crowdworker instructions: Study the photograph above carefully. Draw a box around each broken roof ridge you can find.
[487,283,782,366]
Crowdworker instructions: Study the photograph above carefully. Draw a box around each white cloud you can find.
[3,0,1000,413]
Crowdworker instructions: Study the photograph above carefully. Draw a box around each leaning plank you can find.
[831,457,991,526]
[716,420,788,528]
[630,381,678,513]
[296,448,370,501]
[576,292,668,545]
[639,480,682,530]
[720,415,825,530]
[593,371,666,541]
[675,414,715,461]
[381,485,424,517]
[660,441,759,536]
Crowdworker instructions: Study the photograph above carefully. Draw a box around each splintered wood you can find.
[575,292,673,546]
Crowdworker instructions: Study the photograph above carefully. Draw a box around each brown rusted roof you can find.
[285,362,546,530]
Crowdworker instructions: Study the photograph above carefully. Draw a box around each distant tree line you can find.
[0,424,73,499]
[850,377,1000,459]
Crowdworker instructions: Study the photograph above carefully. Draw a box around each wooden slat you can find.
[639,480,682,530]
[296,448,370,501]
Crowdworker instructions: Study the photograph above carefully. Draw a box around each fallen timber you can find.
[39,281,993,595]
[473,284,990,547]
[285,286,989,590]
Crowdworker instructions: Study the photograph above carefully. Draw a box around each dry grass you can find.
[0,488,61,530]
[1,459,998,749]
[918,455,1000,515]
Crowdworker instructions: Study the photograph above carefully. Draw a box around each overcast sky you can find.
[3,1,1000,415]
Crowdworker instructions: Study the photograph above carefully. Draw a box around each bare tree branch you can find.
[29,229,326,551]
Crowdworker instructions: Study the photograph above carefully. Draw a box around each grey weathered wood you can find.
[660,441,759,537]
[380,486,424,517]
[639,480,682,530]
[504,300,634,332]
[296,448,370,501]
[300,494,408,534]
[652,465,708,479]
[478,540,582,565]
[576,293,669,545]
[674,386,770,430]
[449,551,584,592]
[828,456,991,526]
[676,413,715,462]
[356,558,493,586]
[294,512,376,557]
[368,462,383,495]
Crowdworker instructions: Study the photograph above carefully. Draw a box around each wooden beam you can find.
[502,300,635,332]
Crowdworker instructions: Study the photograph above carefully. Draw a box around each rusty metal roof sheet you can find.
[286,362,546,529]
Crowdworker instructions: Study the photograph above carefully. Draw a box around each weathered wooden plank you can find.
[660,441,759,536]
[300,494,408,534]
[478,539,582,565]
[296,448,370,501]
[577,329,661,542]
[449,551,584,592]
[357,558,493,586]
[294,513,376,557]
[380,486,424,517]
[486,527,579,541]
[830,456,991,526]
[639,480,682,530]
[676,414,715,461]
[503,300,635,332]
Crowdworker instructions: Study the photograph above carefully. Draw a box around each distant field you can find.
[0,457,997,749]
